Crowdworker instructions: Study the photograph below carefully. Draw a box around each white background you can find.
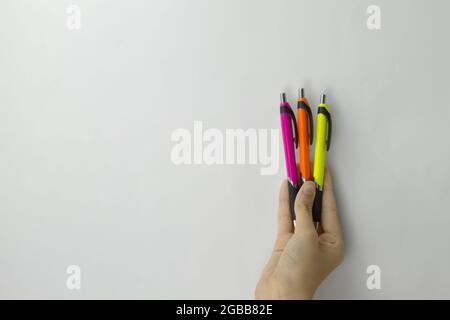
[0,0,449,299]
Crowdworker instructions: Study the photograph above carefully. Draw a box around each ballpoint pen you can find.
[313,94,332,229]
[297,88,314,182]
[279,92,300,222]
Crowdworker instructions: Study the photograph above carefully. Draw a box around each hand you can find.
[255,170,344,299]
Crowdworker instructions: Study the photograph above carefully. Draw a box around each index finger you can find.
[320,169,342,237]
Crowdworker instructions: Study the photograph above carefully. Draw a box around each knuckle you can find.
[325,205,338,215]
[295,201,312,214]
[277,212,290,225]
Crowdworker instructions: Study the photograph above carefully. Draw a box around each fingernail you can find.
[303,182,315,196]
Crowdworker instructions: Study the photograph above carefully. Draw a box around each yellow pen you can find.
[313,94,332,229]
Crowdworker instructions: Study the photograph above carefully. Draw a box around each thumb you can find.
[294,181,316,233]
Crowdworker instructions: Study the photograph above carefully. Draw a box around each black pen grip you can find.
[287,182,300,222]
[312,188,323,225]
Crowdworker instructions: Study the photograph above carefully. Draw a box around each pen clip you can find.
[298,101,314,145]
[280,105,299,149]
[318,106,332,151]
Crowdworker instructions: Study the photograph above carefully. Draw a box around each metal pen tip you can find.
[280,92,287,103]
[320,94,326,104]
[299,88,305,99]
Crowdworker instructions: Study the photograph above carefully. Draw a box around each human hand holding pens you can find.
[255,170,344,300]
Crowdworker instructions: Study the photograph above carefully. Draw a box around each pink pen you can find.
[279,92,300,221]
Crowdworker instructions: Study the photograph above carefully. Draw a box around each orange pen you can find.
[297,88,314,182]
